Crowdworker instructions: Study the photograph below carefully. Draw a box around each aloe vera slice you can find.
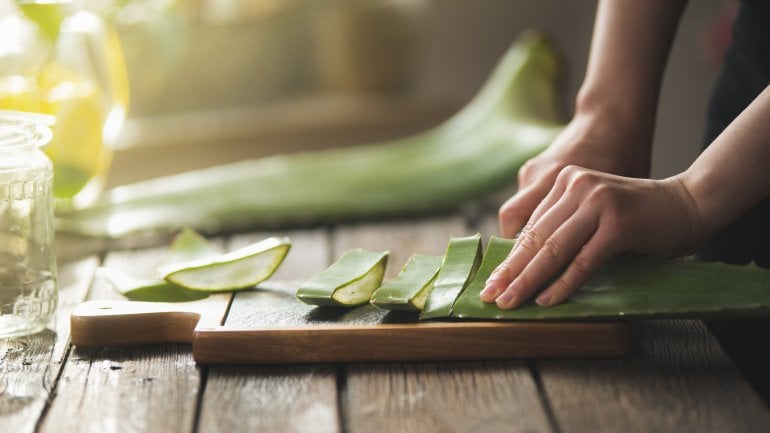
[420,234,483,319]
[57,31,564,238]
[370,254,444,312]
[158,226,223,269]
[296,249,389,307]
[160,236,291,292]
[452,251,770,320]
[98,267,209,302]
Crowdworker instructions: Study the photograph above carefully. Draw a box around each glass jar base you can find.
[0,315,50,339]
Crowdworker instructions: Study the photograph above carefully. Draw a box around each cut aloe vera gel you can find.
[98,267,209,302]
[58,31,564,237]
[420,234,483,319]
[161,236,292,291]
[370,254,444,312]
[296,249,389,307]
[452,254,770,320]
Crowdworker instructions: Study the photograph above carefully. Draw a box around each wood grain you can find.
[344,362,554,433]
[334,216,554,433]
[199,365,340,433]
[0,257,98,433]
[538,320,770,432]
[38,246,203,433]
[199,229,342,433]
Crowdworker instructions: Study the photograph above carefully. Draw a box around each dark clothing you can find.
[697,0,770,406]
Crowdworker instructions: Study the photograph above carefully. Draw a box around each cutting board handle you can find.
[71,296,231,347]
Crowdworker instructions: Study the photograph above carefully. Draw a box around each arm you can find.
[482,84,770,309]
[499,0,688,238]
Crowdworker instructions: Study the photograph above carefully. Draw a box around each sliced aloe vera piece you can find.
[98,267,209,302]
[161,237,292,291]
[370,254,444,312]
[420,234,483,319]
[452,251,770,320]
[157,226,223,270]
[296,249,389,307]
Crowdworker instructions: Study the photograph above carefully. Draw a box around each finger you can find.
[495,210,597,309]
[535,227,618,307]
[498,177,554,238]
[483,193,579,303]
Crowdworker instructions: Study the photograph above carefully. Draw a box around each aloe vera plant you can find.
[420,234,483,319]
[57,31,564,237]
[452,244,770,320]
[370,254,444,312]
[296,249,389,307]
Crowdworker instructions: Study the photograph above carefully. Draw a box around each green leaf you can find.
[161,236,292,291]
[297,249,389,307]
[98,267,209,302]
[370,254,443,312]
[420,234,483,319]
[57,31,565,237]
[452,250,770,320]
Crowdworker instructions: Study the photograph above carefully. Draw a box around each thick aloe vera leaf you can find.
[57,30,563,237]
[296,249,389,307]
[370,254,444,312]
[452,248,770,320]
[420,234,483,319]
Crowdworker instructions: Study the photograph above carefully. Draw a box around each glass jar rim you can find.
[0,110,55,151]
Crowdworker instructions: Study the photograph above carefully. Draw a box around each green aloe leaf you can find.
[98,267,209,302]
[101,227,290,300]
[297,249,389,307]
[452,245,770,320]
[370,254,444,312]
[57,30,564,237]
[420,234,483,319]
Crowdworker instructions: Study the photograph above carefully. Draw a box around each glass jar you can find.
[0,0,130,210]
[0,110,57,338]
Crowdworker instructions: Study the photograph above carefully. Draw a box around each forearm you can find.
[678,85,770,239]
[577,0,688,136]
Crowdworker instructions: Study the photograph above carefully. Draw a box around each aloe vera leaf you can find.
[296,249,389,307]
[370,254,444,312]
[452,251,770,320]
[161,236,292,291]
[97,267,209,302]
[156,226,223,270]
[57,30,564,238]
[420,234,483,319]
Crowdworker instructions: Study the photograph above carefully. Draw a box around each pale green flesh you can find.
[162,238,291,291]
[371,254,443,312]
[296,249,389,307]
[57,31,564,238]
[331,263,385,306]
[420,234,483,319]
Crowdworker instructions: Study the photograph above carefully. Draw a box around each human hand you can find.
[481,167,705,309]
[500,113,652,238]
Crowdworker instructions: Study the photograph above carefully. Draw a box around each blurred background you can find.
[3,0,733,190]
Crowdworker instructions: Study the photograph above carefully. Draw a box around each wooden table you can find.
[3,210,770,433]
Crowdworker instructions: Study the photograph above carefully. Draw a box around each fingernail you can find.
[495,290,517,309]
[480,282,500,302]
[536,291,552,307]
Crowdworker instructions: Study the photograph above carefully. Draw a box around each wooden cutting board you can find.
[71,283,631,365]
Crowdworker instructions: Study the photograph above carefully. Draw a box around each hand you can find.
[481,166,705,309]
[500,112,652,238]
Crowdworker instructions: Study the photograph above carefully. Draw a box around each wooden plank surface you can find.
[538,316,770,432]
[332,216,555,433]
[39,246,202,433]
[198,228,343,433]
[0,257,98,433]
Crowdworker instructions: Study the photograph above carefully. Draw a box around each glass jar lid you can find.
[0,110,55,151]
